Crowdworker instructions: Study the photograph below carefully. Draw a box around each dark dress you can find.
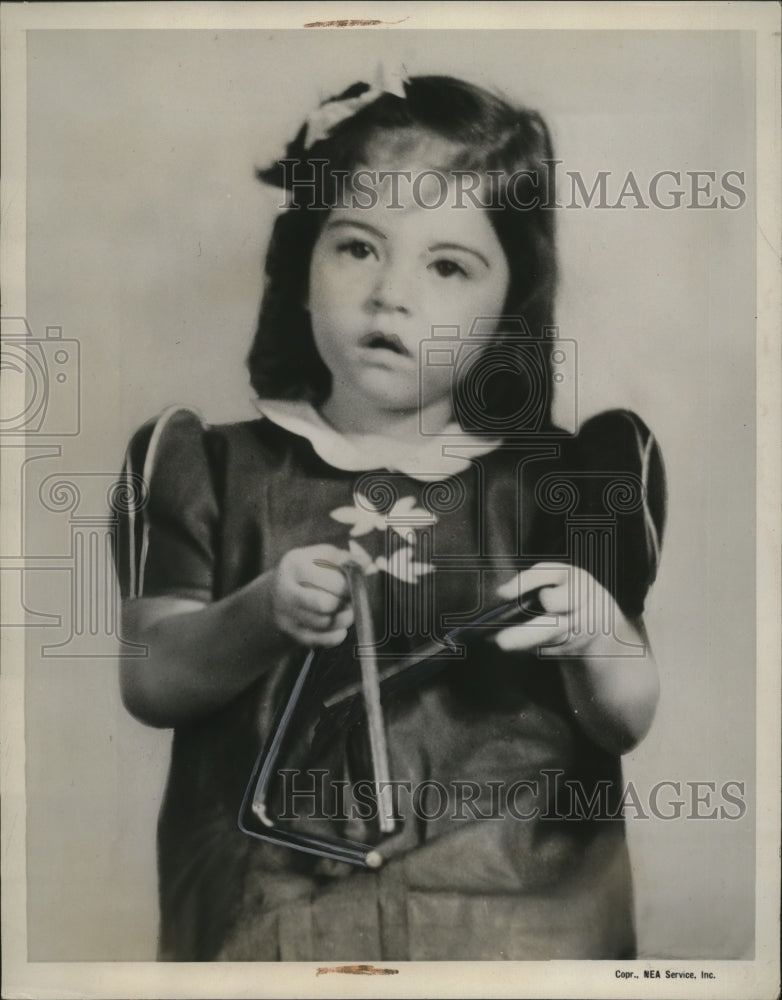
[115,402,665,961]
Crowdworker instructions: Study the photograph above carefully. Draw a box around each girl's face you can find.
[307,159,510,432]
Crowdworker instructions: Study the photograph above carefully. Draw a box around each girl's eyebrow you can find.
[428,242,490,269]
[324,219,387,240]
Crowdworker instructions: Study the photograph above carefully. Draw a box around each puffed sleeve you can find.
[566,409,666,619]
[114,407,219,602]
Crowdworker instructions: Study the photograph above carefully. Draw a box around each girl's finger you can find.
[307,543,354,564]
[296,626,349,649]
[536,581,572,615]
[291,598,354,632]
[496,562,571,601]
[301,563,351,600]
[332,607,354,631]
[307,544,357,575]
[292,606,338,630]
[493,621,568,652]
[298,585,344,616]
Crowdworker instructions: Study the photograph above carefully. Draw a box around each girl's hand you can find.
[493,561,659,753]
[271,544,355,648]
[494,561,623,655]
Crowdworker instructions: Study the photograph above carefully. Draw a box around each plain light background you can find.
[21,28,756,960]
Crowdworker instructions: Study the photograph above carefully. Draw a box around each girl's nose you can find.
[367,261,412,315]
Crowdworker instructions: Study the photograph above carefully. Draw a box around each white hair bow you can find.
[303,64,409,147]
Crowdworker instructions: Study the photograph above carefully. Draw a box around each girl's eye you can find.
[337,239,376,261]
[430,259,468,278]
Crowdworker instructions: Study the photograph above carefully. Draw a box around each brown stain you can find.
[304,18,409,27]
[316,963,399,976]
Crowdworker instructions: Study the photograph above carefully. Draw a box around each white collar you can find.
[254,398,500,481]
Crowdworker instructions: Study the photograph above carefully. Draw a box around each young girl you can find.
[116,73,665,962]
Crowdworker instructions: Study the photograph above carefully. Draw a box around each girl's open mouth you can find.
[360,331,411,357]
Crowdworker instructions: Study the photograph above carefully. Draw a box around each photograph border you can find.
[1,2,779,998]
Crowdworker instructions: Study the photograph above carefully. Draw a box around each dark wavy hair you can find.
[248,75,559,433]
